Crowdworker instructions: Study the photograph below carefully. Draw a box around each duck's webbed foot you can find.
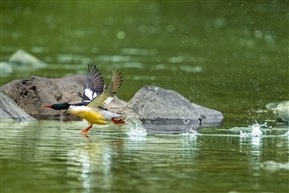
[81,124,93,135]
[111,117,125,125]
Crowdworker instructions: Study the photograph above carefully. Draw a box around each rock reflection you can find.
[260,161,289,171]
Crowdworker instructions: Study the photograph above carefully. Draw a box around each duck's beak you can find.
[43,105,53,108]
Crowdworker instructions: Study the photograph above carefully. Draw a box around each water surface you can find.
[1,2,289,193]
[1,120,289,193]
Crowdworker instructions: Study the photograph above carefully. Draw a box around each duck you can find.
[44,64,125,135]
[45,64,104,108]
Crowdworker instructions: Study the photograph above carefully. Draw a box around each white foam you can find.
[125,118,147,138]
[240,122,266,137]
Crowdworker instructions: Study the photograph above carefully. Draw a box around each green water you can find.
[1,120,289,193]
[1,1,289,193]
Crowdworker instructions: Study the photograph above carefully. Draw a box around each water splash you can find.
[125,118,147,139]
[240,122,267,137]
[180,129,198,144]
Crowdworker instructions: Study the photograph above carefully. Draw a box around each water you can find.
[1,120,288,193]
[1,2,288,128]
[1,2,289,193]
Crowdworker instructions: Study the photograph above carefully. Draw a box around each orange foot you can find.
[111,117,125,125]
[81,124,93,136]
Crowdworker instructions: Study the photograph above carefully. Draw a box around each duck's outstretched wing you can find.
[87,68,123,108]
[82,64,104,103]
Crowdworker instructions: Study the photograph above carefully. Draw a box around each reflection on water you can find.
[240,134,263,189]
[261,161,289,171]
[67,141,114,193]
[180,132,198,160]
[1,1,289,192]
[1,120,288,193]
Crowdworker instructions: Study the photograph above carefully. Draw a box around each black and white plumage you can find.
[82,64,104,103]
[44,65,125,135]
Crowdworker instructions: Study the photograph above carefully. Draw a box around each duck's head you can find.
[44,102,70,110]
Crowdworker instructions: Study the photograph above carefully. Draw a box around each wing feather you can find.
[82,64,104,102]
[87,68,123,108]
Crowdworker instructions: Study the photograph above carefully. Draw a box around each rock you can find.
[266,101,289,122]
[106,96,128,114]
[0,77,224,134]
[0,61,13,76]
[0,92,35,121]
[9,49,46,69]
[191,103,224,126]
[123,86,223,133]
[0,75,86,121]
[1,49,47,77]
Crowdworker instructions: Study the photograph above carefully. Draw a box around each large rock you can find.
[190,103,224,126]
[0,92,35,121]
[266,101,289,122]
[0,76,224,134]
[0,61,13,76]
[1,49,47,76]
[123,86,223,133]
[0,75,86,121]
[9,49,46,68]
